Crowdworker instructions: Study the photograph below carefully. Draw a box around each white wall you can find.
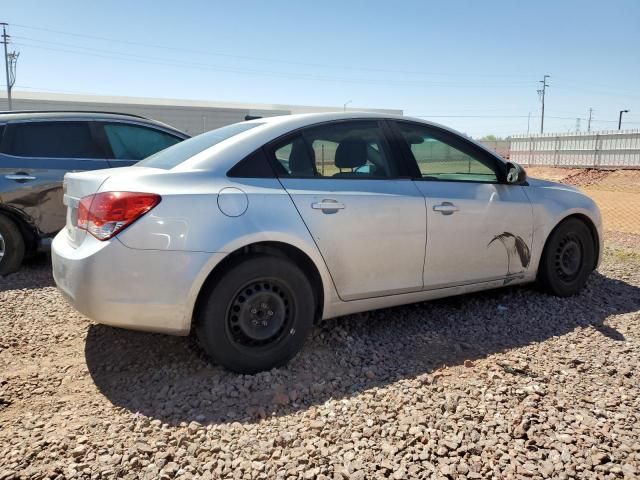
[0,91,402,136]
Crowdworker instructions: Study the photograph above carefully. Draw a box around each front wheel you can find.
[537,218,595,297]
[0,214,25,276]
[196,255,315,374]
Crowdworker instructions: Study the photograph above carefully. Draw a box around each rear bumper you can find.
[52,231,218,335]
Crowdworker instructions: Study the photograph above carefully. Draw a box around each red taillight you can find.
[77,192,161,241]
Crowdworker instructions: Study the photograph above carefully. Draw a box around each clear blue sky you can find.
[2,0,639,137]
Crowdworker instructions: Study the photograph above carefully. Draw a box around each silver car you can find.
[52,112,603,373]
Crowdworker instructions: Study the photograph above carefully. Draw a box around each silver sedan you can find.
[52,112,602,373]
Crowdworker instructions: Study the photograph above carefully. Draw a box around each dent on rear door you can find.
[0,154,64,235]
[0,155,109,236]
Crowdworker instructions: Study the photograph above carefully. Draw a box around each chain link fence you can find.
[524,166,640,248]
[479,131,640,248]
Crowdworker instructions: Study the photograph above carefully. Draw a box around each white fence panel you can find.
[509,129,640,169]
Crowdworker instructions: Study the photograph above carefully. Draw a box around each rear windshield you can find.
[137,122,263,169]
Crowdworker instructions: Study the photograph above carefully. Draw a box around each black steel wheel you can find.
[226,279,294,349]
[538,218,595,297]
[196,254,315,374]
[554,233,583,282]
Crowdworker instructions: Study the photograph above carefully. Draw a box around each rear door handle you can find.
[5,173,37,182]
[311,199,345,213]
[433,202,459,215]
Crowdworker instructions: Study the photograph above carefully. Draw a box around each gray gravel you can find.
[1,245,639,479]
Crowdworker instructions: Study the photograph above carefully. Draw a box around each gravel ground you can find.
[1,244,639,479]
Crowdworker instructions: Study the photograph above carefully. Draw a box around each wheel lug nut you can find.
[267,310,274,316]
[250,308,257,314]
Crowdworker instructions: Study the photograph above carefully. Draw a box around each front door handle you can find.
[311,199,345,213]
[433,202,459,215]
[5,173,37,182]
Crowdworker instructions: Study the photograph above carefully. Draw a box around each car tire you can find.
[0,214,25,276]
[537,218,595,297]
[196,255,315,374]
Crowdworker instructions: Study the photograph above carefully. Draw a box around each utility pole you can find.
[1,22,11,110]
[527,112,531,134]
[618,109,629,130]
[575,118,581,132]
[587,108,593,132]
[537,75,550,133]
[343,100,352,112]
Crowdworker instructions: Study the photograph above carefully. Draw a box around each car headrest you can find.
[335,139,367,169]
[289,137,315,175]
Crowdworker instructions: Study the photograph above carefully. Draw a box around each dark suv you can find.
[0,111,188,274]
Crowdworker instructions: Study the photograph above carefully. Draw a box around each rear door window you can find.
[4,121,102,158]
[103,123,182,161]
[270,121,398,178]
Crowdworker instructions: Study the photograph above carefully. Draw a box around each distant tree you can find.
[480,134,500,141]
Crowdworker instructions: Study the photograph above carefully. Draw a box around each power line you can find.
[413,113,640,126]
[552,77,640,96]
[11,40,539,89]
[11,23,640,104]
[11,23,539,80]
[414,114,530,118]
[12,35,538,87]
[552,84,640,101]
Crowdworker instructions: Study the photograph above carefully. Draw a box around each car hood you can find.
[526,177,581,193]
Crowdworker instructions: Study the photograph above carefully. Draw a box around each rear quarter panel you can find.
[108,173,338,322]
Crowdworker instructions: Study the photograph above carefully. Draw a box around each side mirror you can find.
[505,162,527,185]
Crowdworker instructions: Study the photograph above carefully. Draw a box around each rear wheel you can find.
[0,214,25,276]
[537,218,595,297]
[196,255,315,374]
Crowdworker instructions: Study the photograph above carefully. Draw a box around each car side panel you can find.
[280,178,427,301]
[414,180,534,288]
[108,175,341,321]
[0,153,109,236]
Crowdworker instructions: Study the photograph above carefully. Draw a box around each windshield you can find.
[137,122,263,169]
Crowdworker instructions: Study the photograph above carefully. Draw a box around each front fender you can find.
[524,181,603,273]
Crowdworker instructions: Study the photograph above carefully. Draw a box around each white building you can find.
[0,91,402,135]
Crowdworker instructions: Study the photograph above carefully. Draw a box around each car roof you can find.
[0,110,187,136]
[246,111,406,126]
[242,111,465,135]
[172,111,502,173]
[240,111,480,145]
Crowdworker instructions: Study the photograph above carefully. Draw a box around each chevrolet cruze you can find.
[52,112,602,373]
